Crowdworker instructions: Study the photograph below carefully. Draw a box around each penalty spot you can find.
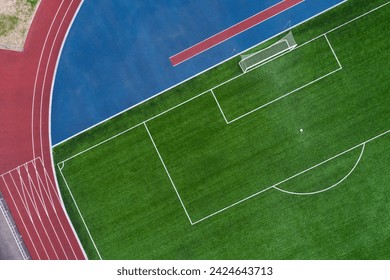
[300,128,303,133]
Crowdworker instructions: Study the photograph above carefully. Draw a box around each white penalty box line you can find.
[213,33,343,125]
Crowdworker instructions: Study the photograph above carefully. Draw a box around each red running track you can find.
[170,0,304,66]
[0,0,86,259]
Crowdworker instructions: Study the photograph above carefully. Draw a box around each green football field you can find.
[54,0,390,259]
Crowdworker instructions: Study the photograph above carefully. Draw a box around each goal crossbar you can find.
[239,31,297,73]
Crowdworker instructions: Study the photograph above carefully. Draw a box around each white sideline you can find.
[273,143,365,195]
[58,164,103,260]
[61,123,143,164]
[144,123,194,225]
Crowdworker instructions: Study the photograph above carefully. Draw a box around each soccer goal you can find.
[239,31,297,73]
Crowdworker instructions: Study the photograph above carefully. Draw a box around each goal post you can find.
[239,31,297,73]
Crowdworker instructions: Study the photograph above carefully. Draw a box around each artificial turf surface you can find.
[54,0,390,259]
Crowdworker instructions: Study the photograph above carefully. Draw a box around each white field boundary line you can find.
[52,0,351,148]
[274,143,365,195]
[0,196,30,259]
[57,163,103,260]
[61,123,143,164]
[2,176,41,259]
[144,123,194,224]
[213,34,342,124]
[192,130,389,224]
[54,0,390,163]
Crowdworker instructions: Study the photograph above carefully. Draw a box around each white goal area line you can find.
[144,123,194,225]
[213,33,342,124]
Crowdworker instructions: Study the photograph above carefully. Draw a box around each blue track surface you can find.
[52,0,345,144]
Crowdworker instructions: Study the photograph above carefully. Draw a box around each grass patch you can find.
[0,15,19,37]
[26,0,39,9]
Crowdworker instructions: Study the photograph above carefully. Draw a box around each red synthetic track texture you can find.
[0,0,85,260]
[169,0,304,66]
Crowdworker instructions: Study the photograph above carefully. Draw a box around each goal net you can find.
[239,31,297,73]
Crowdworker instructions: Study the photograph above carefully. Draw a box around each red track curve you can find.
[0,0,85,260]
